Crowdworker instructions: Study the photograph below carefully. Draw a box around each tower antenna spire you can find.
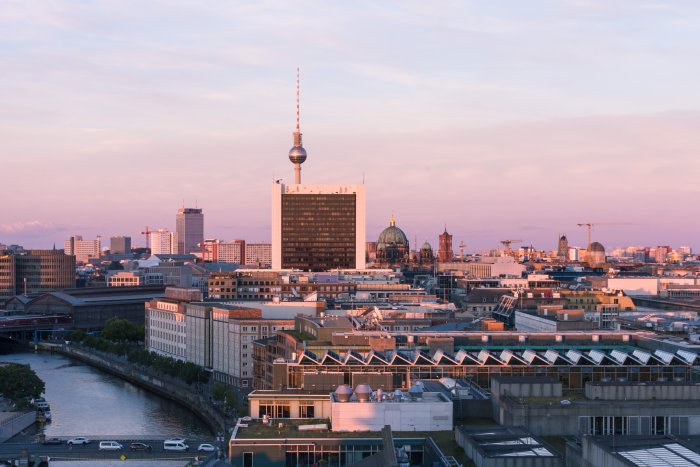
[296,66,300,133]
[288,66,307,184]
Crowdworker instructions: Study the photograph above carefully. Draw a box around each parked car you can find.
[67,437,90,445]
[99,441,123,451]
[164,440,189,451]
[129,442,152,451]
[198,443,216,452]
[42,438,62,445]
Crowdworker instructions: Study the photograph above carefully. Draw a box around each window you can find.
[243,452,253,467]
[300,404,315,418]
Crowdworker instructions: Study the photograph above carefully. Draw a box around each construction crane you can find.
[140,226,151,249]
[459,241,467,259]
[576,223,595,251]
[500,239,523,256]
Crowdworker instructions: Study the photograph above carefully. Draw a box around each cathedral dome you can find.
[589,242,605,253]
[377,215,408,247]
[421,241,432,252]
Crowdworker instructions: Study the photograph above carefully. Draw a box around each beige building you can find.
[64,235,101,263]
[245,243,272,267]
[150,229,178,255]
[247,390,332,419]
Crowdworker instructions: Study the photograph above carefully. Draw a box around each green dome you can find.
[377,215,408,247]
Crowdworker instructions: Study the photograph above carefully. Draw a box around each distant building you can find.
[375,215,409,268]
[149,229,177,255]
[557,234,568,258]
[437,227,453,262]
[176,207,204,254]
[107,271,143,287]
[245,243,271,267]
[0,249,76,304]
[587,241,606,265]
[64,235,101,263]
[202,239,245,264]
[110,236,131,255]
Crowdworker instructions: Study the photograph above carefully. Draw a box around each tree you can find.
[0,364,45,408]
[102,318,143,342]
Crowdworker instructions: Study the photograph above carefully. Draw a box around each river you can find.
[1,351,212,439]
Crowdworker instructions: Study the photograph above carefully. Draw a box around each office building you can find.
[110,236,131,255]
[271,74,365,271]
[176,207,204,254]
[244,242,271,267]
[0,249,76,303]
[202,239,245,264]
[149,229,177,255]
[64,235,101,263]
[272,183,366,271]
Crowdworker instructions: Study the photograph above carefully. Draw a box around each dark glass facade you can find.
[281,193,357,271]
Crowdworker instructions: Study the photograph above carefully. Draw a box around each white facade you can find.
[272,182,366,270]
[211,306,294,388]
[108,271,142,287]
[145,299,187,361]
[64,235,101,263]
[150,229,178,255]
[330,392,452,432]
[245,243,272,267]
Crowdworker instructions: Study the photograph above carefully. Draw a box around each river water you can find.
[1,351,212,439]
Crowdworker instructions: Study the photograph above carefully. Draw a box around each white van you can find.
[99,441,123,451]
[163,440,189,451]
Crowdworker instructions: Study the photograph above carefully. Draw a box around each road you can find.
[0,438,222,463]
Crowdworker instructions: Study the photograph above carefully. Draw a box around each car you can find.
[67,437,90,445]
[99,441,123,451]
[129,442,152,452]
[198,443,216,452]
[42,438,62,445]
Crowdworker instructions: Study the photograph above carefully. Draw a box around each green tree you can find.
[0,364,45,408]
[102,318,143,342]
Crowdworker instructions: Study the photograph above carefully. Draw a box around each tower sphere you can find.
[289,146,307,164]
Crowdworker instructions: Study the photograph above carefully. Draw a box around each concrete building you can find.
[145,294,192,361]
[201,238,245,264]
[0,249,76,304]
[107,271,142,287]
[109,236,131,255]
[149,229,177,255]
[272,182,366,271]
[176,207,204,255]
[64,235,101,263]
[567,435,700,467]
[330,385,453,432]
[211,304,294,388]
[247,389,333,419]
[245,243,272,267]
[456,425,563,467]
[493,377,700,437]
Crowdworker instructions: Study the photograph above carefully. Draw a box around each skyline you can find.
[2,1,700,251]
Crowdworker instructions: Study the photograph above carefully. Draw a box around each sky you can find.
[1,0,700,252]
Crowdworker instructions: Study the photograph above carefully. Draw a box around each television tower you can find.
[288,67,307,184]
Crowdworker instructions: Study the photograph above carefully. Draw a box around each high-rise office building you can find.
[271,71,365,270]
[150,229,178,255]
[64,235,101,263]
[0,249,76,303]
[176,208,204,254]
[110,236,131,255]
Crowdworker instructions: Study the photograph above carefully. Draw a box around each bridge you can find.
[0,315,72,333]
[0,437,224,464]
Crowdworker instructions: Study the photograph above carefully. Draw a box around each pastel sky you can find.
[2,1,699,252]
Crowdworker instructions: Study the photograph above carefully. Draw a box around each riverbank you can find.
[37,343,226,436]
